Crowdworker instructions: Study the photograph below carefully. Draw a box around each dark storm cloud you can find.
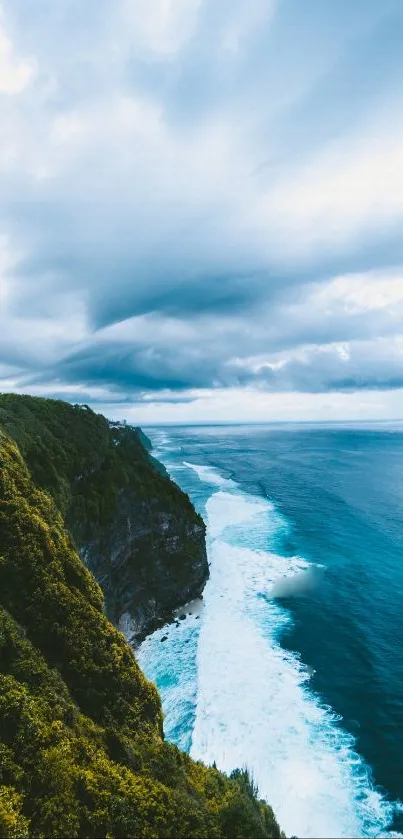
[35,343,218,392]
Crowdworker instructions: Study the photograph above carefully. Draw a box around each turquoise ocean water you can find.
[137,423,403,838]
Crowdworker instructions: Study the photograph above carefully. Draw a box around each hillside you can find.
[0,394,208,644]
[0,425,282,837]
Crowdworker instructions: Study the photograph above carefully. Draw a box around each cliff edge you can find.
[0,394,208,644]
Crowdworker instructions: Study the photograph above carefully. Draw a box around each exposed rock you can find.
[84,493,208,645]
[0,394,209,646]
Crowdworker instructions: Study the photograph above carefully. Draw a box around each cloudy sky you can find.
[1,0,403,424]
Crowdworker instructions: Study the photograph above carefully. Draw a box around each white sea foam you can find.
[183,461,237,489]
[152,431,172,448]
[189,484,400,838]
[138,441,401,837]
[138,614,201,751]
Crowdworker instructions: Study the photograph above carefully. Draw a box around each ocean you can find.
[136,423,403,838]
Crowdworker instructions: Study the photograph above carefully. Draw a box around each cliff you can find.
[0,426,282,838]
[0,394,208,644]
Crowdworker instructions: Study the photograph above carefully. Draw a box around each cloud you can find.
[262,110,403,262]
[95,387,403,426]
[122,0,202,57]
[15,268,403,406]
[1,0,403,420]
[246,337,403,394]
[0,7,35,94]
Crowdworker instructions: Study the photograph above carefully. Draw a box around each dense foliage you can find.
[0,401,282,838]
[0,395,207,627]
[0,394,197,543]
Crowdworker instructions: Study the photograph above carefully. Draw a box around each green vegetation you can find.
[0,394,197,543]
[0,397,282,838]
[0,394,207,628]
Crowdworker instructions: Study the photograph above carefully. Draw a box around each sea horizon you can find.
[140,417,403,428]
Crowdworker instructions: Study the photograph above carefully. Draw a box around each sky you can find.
[1,0,403,424]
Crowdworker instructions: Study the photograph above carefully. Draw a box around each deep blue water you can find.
[137,423,403,838]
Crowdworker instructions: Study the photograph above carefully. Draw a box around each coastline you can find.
[119,595,205,649]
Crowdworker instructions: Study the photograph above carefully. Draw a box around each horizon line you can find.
[139,417,403,428]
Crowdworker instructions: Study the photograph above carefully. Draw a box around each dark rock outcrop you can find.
[82,488,208,645]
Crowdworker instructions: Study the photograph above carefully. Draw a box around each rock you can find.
[80,431,209,645]
[3,395,210,649]
[160,635,168,642]
[179,614,186,620]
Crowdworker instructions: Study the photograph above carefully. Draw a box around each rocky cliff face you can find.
[0,394,209,643]
[82,483,208,645]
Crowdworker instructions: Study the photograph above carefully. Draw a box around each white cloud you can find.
[313,269,403,314]
[261,108,403,261]
[122,0,201,56]
[98,387,403,425]
[0,283,89,367]
[0,7,34,94]
[0,235,19,301]
[229,334,403,395]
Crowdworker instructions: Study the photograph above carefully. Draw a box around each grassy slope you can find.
[0,401,282,838]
